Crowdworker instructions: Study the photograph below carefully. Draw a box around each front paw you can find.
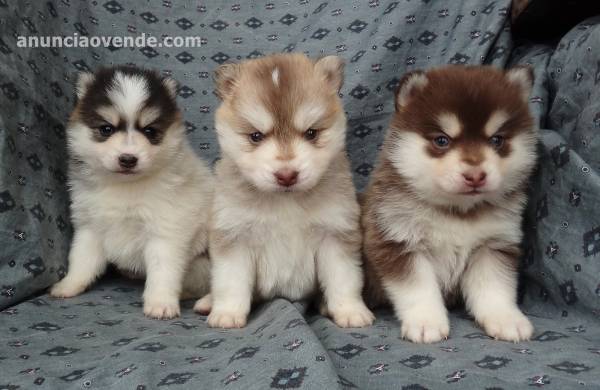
[193,294,212,315]
[49,279,87,298]
[401,310,450,343]
[143,299,180,319]
[478,308,533,342]
[328,301,375,328]
[207,309,248,328]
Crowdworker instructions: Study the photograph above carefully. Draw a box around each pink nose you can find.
[462,169,487,188]
[274,169,299,187]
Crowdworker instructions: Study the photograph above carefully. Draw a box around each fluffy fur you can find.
[50,66,213,319]
[196,53,374,328]
[362,65,537,343]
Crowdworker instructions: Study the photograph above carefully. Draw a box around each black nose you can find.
[118,154,138,169]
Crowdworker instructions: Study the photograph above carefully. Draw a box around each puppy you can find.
[362,65,537,343]
[50,66,213,319]
[194,53,374,329]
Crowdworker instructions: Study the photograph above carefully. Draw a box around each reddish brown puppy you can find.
[362,65,537,343]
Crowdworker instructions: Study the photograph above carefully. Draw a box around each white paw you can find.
[143,299,180,320]
[193,294,212,315]
[328,301,375,328]
[207,309,247,328]
[49,279,87,298]
[478,308,534,342]
[401,311,450,343]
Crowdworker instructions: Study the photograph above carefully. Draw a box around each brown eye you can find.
[249,131,264,143]
[98,124,115,137]
[142,127,157,138]
[304,128,318,141]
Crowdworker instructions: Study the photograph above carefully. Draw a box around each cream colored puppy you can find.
[195,53,374,329]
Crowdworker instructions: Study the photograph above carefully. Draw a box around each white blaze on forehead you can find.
[484,110,509,137]
[293,102,326,131]
[238,101,273,132]
[437,112,462,138]
[271,67,279,87]
[108,71,149,123]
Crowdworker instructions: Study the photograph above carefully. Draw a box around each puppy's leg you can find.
[185,228,211,305]
[384,253,449,343]
[207,244,254,328]
[143,239,186,319]
[317,235,374,328]
[184,254,212,314]
[50,228,106,298]
[181,253,211,300]
[193,293,212,315]
[461,246,533,342]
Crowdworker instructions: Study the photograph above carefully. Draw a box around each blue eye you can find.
[99,124,115,137]
[433,135,450,148]
[489,135,504,149]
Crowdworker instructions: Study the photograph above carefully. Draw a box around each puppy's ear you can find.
[506,65,534,102]
[162,77,178,100]
[75,71,95,99]
[395,70,428,111]
[315,55,344,92]
[214,63,240,100]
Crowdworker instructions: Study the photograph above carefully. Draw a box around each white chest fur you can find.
[71,185,157,272]
[70,169,209,274]
[214,196,323,301]
[95,190,155,271]
[254,212,319,300]
[382,203,522,292]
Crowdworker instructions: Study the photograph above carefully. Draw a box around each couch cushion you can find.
[1,276,598,389]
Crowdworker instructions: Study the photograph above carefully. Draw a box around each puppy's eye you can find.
[432,135,451,149]
[304,128,318,141]
[142,127,157,138]
[249,131,264,143]
[489,135,504,149]
[98,124,115,137]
